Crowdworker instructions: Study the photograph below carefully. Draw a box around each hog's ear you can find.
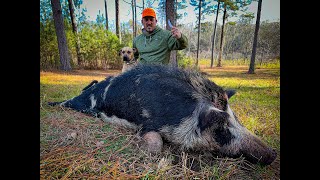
[225,89,236,99]
[198,108,229,131]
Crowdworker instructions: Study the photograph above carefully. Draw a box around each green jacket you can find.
[133,26,188,64]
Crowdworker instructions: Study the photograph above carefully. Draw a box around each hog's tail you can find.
[48,99,72,107]
[48,101,65,106]
[48,98,75,108]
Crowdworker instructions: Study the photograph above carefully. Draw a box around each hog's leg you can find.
[142,131,163,154]
[82,80,98,91]
[99,112,138,130]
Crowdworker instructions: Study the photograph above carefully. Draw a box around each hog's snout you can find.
[264,148,277,165]
[241,147,277,165]
[216,105,277,166]
[267,149,278,165]
[237,132,278,165]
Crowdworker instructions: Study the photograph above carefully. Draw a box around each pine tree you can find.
[51,0,71,71]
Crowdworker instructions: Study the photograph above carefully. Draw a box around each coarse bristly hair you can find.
[159,102,221,151]
[48,63,277,166]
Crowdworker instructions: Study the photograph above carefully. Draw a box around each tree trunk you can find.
[248,0,262,74]
[67,0,82,68]
[210,0,220,68]
[115,0,121,43]
[217,3,227,67]
[134,0,137,38]
[104,0,109,31]
[51,0,71,71]
[166,0,177,67]
[188,23,192,56]
[131,0,135,38]
[196,0,202,68]
[142,0,145,9]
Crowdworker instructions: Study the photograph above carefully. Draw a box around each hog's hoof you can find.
[142,131,163,154]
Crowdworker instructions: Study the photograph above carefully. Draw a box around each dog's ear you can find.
[133,48,137,53]
[118,49,122,56]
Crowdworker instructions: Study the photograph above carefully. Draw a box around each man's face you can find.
[142,16,157,33]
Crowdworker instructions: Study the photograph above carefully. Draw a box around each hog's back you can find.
[103,65,198,133]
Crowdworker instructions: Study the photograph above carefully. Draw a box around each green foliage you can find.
[238,13,255,24]
[96,10,105,26]
[40,20,60,69]
[257,22,280,59]
[40,0,279,70]
[256,58,280,69]
[79,24,122,69]
[223,0,239,11]
[40,0,53,24]
[189,0,215,20]
[198,58,280,68]
[120,21,134,47]
[242,12,255,19]
[40,17,125,70]
[177,51,193,68]
[40,0,126,70]
[178,57,193,69]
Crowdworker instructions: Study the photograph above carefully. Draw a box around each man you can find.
[133,8,188,64]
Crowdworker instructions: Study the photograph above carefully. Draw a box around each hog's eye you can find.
[122,51,125,54]
[127,51,131,54]
[224,120,230,128]
[218,99,227,111]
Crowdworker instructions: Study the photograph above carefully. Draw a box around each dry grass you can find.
[40,65,280,179]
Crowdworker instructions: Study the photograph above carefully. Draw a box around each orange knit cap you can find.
[142,8,156,19]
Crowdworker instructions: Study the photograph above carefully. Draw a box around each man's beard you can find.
[146,26,154,33]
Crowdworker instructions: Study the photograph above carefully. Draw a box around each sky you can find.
[81,0,280,26]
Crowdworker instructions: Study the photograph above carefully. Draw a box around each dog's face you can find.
[119,47,136,62]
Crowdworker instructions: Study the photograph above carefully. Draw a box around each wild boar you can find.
[48,64,277,165]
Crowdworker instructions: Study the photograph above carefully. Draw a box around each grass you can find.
[40,62,280,179]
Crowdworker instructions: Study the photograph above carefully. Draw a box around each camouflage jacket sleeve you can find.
[167,33,188,51]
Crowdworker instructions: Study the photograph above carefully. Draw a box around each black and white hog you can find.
[48,64,277,165]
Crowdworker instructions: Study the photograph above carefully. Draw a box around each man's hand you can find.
[171,26,182,39]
